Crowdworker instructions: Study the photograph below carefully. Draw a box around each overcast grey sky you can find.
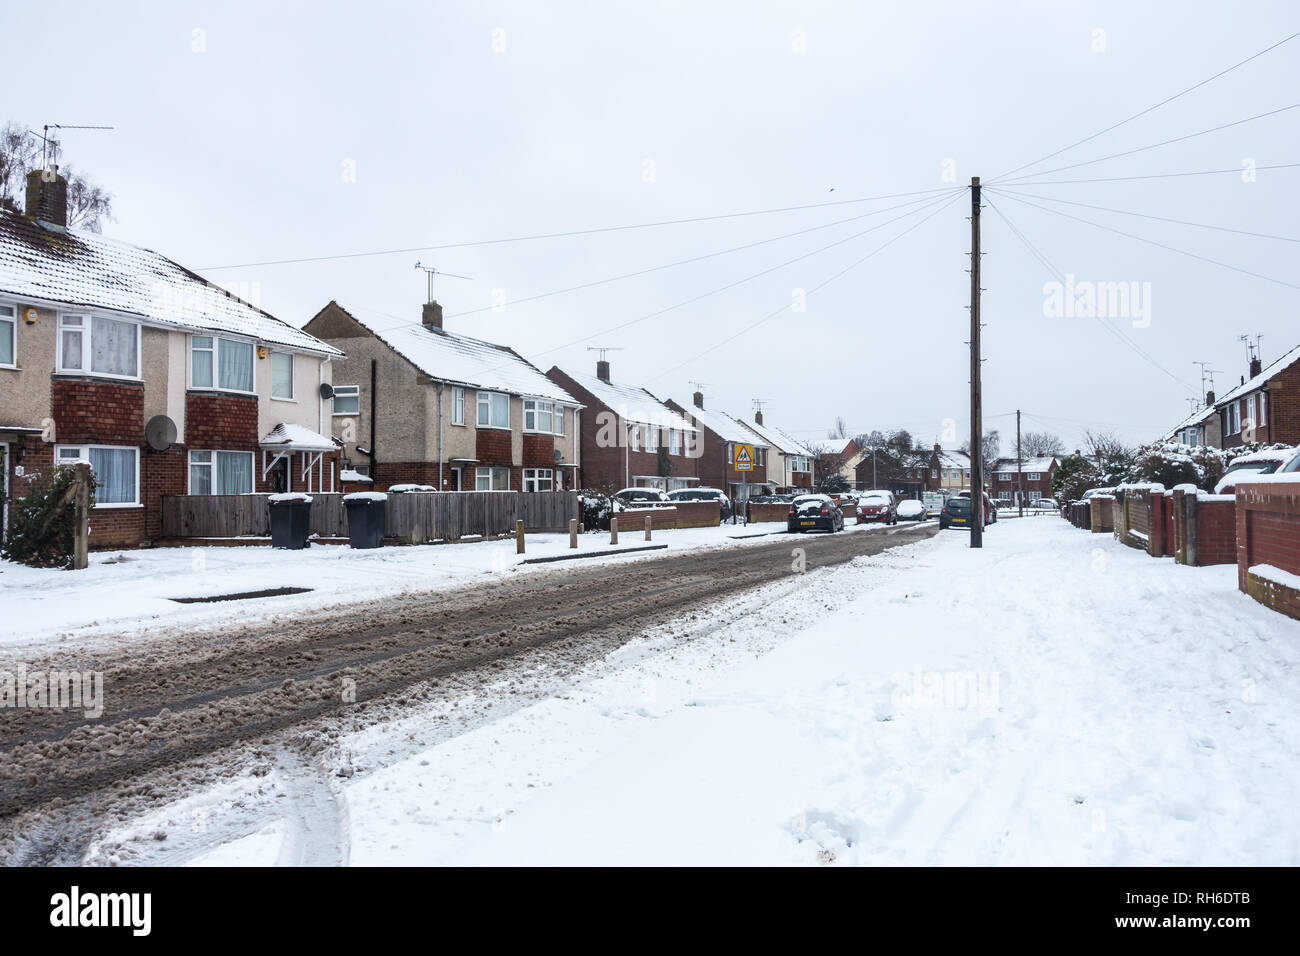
[8,0,1297,454]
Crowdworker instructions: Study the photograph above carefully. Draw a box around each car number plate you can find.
[800,520,817,526]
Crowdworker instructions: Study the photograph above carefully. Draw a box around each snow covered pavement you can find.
[92,515,1300,866]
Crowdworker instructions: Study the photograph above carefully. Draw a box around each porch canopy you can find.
[260,423,340,492]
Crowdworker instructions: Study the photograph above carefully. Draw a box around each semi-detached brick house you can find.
[303,300,583,492]
[664,392,771,501]
[734,410,814,492]
[545,359,700,493]
[0,171,343,550]
[991,456,1059,504]
[1213,345,1300,450]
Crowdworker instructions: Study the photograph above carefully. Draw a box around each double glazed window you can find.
[523,468,553,492]
[59,314,140,378]
[477,391,509,428]
[191,335,254,393]
[55,445,139,506]
[271,352,294,400]
[189,450,254,495]
[452,387,466,425]
[333,385,360,415]
[523,399,555,433]
[475,466,509,490]
[0,303,15,367]
[669,429,681,456]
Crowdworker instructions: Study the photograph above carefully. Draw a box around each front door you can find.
[450,467,461,491]
[270,457,289,494]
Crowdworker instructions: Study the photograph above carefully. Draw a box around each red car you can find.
[856,490,897,524]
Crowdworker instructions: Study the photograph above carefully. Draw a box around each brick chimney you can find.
[596,359,610,382]
[422,301,443,332]
[754,409,763,426]
[1249,356,1262,378]
[693,391,704,409]
[26,167,68,229]
[1206,389,1215,406]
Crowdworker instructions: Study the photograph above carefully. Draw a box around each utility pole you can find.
[969,177,984,547]
[1016,409,1023,518]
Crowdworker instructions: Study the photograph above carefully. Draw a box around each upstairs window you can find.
[669,429,681,456]
[0,303,15,367]
[333,385,360,415]
[452,387,465,425]
[477,391,509,428]
[191,335,253,393]
[524,399,554,433]
[271,352,294,399]
[59,314,139,379]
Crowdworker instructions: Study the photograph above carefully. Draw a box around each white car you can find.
[897,499,926,521]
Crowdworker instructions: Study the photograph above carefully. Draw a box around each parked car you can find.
[787,494,844,533]
[939,495,985,530]
[668,486,733,520]
[856,490,897,524]
[958,489,997,523]
[1030,498,1057,511]
[897,498,926,521]
[922,491,947,517]
[1214,447,1297,494]
[614,487,670,506]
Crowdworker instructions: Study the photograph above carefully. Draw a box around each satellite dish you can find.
[319,383,335,400]
[145,415,177,451]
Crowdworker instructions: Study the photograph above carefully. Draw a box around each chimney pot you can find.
[422,301,443,332]
[693,391,703,409]
[596,359,610,382]
[25,168,68,229]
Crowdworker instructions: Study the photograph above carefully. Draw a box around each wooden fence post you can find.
[610,517,618,545]
[516,519,525,554]
[645,514,652,541]
[569,518,578,549]
[72,462,91,571]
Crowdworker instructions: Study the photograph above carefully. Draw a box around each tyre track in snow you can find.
[0,525,936,824]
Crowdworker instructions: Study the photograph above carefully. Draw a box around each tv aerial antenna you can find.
[414,261,472,302]
[28,124,115,169]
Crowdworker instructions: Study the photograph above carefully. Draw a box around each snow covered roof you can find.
[351,311,579,404]
[937,450,971,470]
[1226,445,1296,465]
[994,456,1056,474]
[1215,342,1300,407]
[1161,403,1217,441]
[736,417,813,457]
[260,423,338,452]
[677,402,767,445]
[0,210,341,356]
[557,370,697,431]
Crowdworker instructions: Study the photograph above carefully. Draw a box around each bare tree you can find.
[1083,430,1129,461]
[828,417,850,441]
[0,122,114,230]
[1022,430,1066,457]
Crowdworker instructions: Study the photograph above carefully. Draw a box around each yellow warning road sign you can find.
[734,443,755,471]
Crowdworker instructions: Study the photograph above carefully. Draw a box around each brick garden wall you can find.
[1237,479,1300,620]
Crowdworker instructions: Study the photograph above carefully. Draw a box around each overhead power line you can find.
[198,185,962,271]
[994,29,1300,181]
[996,101,1300,185]
[991,163,1300,186]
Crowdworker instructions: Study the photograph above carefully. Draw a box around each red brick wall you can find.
[52,379,144,444]
[521,433,554,468]
[185,392,258,448]
[1236,481,1300,620]
[143,446,186,540]
[476,428,512,467]
[1267,365,1300,447]
[748,502,791,524]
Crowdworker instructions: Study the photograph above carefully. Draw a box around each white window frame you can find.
[58,313,142,381]
[189,334,255,394]
[188,449,255,495]
[54,443,140,508]
[270,351,295,401]
[452,387,466,426]
[524,399,556,434]
[0,302,16,368]
[475,466,510,490]
[1230,401,1242,435]
[333,384,360,416]
[554,405,564,436]
[1027,472,1042,481]
[669,428,681,456]
[523,467,554,492]
[1259,391,1267,431]
[477,391,509,429]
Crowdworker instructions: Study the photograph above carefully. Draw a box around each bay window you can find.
[189,450,254,495]
[475,466,509,490]
[191,335,254,392]
[523,468,553,492]
[55,444,139,506]
[271,352,294,399]
[58,314,139,379]
[477,391,509,428]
